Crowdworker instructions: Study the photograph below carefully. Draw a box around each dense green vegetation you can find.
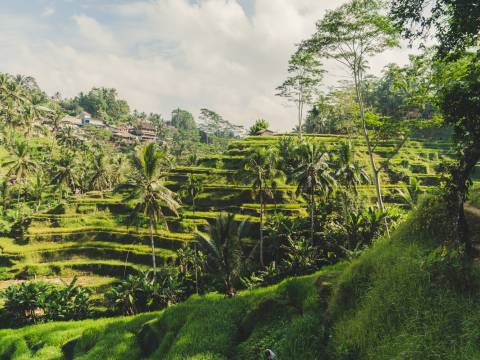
[2,0,480,358]
[2,197,480,359]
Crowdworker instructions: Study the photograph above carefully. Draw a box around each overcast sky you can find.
[0,0,416,131]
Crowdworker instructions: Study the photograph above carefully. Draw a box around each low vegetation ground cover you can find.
[2,197,480,359]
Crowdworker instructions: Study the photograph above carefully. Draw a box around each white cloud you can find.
[0,0,416,131]
[72,14,117,51]
[41,6,55,17]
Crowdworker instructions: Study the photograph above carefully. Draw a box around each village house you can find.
[130,122,157,142]
[111,124,138,144]
[255,128,275,136]
[79,112,107,128]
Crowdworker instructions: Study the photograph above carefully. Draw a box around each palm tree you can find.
[335,141,369,218]
[46,112,64,134]
[294,141,336,245]
[336,141,369,194]
[245,147,282,266]
[56,126,81,150]
[89,152,114,193]
[31,170,49,212]
[181,173,203,215]
[118,143,180,279]
[2,141,37,215]
[52,153,79,199]
[397,177,421,210]
[196,213,246,297]
[181,173,203,293]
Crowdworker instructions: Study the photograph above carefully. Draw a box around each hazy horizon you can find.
[0,0,416,131]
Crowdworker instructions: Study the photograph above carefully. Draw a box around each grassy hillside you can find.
[0,134,459,308]
[2,196,480,359]
[0,266,342,359]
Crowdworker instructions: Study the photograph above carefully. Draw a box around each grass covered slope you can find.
[0,134,455,297]
[328,197,480,359]
[3,196,480,359]
[0,266,341,359]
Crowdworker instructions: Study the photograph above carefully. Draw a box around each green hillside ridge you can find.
[1,196,479,359]
[0,134,456,306]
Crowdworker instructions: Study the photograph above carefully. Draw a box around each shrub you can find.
[1,282,49,324]
[43,277,92,321]
[1,278,92,325]
[105,268,184,315]
[249,118,269,135]
[281,278,311,315]
[281,236,320,276]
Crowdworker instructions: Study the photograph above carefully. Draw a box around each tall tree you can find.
[294,141,336,245]
[181,173,203,215]
[245,147,282,266]
[302,0,399,211]
[276,50,323,139]
[170,108,197,131]
[249,119,269,136]
[118,143,180,279]
[196,213,246,297]
[89,152,114,192]
[2,141,37,214]
[436,54,480,253]
[390,0,480,253]
[390,0,480,55]
[198,108,244,145]
[180,173,203,293]
[335,141,369,194]
[51,153,79,198]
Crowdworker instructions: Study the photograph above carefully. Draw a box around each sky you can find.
[0,0,416,131]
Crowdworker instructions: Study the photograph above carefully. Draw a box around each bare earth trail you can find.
[0,276,114,290]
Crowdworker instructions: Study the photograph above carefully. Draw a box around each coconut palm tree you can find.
[31,170,49,212]
[336,141,369,194]
[56,127,81,151]
[2,141,37,215]
[245,147,283,266]
[294,141,336,245]
[180,173,204,293]
[397,177,421,210]
[118,143,180,279]
[196,213,246,297]
[89,152,114,192]
[181,173,203,215]
[46,111,64,134]
[51,153,79,199]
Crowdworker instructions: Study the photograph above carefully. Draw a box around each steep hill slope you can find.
[2,196,480,359]
[0,134,456,299]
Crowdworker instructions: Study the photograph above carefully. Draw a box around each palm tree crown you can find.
[196,213,246,296]
[336,141,369,193]
[294,141,336,244]
[118,143,180,278]
[294,141,335,198]
[245,147,283,266]
[2,141,37,183]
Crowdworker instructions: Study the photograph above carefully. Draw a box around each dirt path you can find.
[0,276,114,290]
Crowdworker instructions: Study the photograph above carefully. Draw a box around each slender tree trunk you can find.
[353,70,385,211]
[259,191,264,266]
[194,242,199,295]
[310,188,315,246]
[447,144,480,256]
[16,185,21,218]
[298,91,303,139]
[149,218,157,280]
[193,197,199,294]
[353,69,391,239]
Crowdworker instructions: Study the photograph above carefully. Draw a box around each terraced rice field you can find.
[0,134,459,300]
